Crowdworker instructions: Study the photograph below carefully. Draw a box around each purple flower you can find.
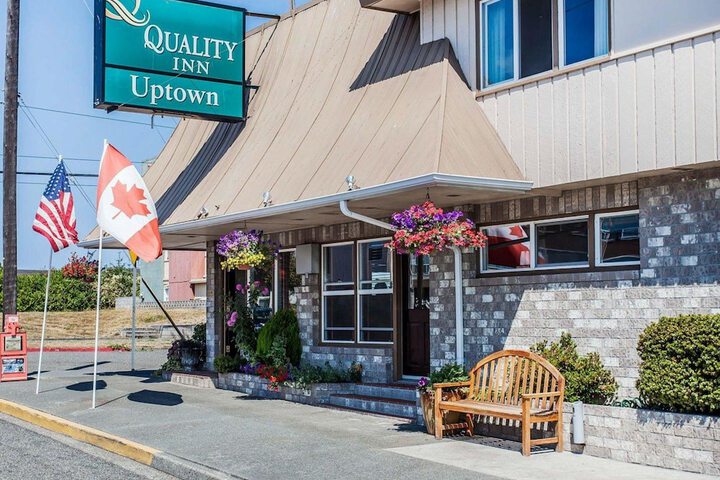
[227,311,238,327]
[253,280,261,287]
[261,287,270,296]
[235,284,245,293]
[417,377,428,388]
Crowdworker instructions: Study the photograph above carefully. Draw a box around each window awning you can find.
[82,0,530,251]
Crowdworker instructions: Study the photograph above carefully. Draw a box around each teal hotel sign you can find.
[94,0,246,121]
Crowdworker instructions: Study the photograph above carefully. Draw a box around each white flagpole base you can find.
[35,248,53,395]
[92,231,104,409]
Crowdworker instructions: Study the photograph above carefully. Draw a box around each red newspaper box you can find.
[0,315,28,382]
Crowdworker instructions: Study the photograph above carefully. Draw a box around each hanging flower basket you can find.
[387,201,487,256]
[216,229,278,271]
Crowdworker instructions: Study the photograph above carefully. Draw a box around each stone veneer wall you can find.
[205,241,223,369]
[430,169,720,398]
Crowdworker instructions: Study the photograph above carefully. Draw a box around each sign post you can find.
[94,0,246,121]
[0,315,28,382]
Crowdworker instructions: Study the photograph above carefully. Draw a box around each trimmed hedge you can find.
[637,314,720,415]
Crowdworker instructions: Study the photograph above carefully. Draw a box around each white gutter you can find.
[79,173,532,248]
[339,199,466,369]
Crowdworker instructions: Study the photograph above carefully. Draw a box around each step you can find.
[328,394,418,420]
[164,371,218,389]
[353,383,417,403]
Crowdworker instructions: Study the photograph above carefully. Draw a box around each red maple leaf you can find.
[111,181,151,220]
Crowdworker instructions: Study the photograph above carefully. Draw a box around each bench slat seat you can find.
[433,349,565,456]
[438,399,556,419]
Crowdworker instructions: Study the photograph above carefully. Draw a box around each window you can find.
[480,211,640,274]
[560,0,609,66]
[322,243,355,342]
[536,218,589,268]
[595,211,640,266]
[322,239,394,344]
[483,224,532,271]
[358,240,393,343]
[482,0,610,87]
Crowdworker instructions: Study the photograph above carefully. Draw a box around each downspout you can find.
[339,200,465,366]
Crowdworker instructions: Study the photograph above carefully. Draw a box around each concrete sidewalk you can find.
[0,351,714,480]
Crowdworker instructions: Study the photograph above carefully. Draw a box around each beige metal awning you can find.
[82,0,530,251]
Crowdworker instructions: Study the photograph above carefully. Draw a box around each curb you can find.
[0,399,244,480]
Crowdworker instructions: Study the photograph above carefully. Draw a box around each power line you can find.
[0,170,98,177]
[2,100,177,129]
[0,154,143,164]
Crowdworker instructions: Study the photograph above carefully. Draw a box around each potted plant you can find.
[387,201,487,255]
[417,363,470,435]
[216,229,278,271]
[178,338,202,372]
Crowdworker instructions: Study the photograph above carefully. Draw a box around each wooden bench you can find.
[434,350,565,456]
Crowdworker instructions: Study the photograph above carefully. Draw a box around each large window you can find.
[322,243,355,342]
[595,211,640,266]
[358,240,393,343]
[480,211,639,273]
[482,0,609,87]
[322,239,393,344]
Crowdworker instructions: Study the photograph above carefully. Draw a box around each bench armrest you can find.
[433,381,471,390]
[521,392,563,400]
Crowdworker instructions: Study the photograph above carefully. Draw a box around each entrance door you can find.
[401,255,430,377]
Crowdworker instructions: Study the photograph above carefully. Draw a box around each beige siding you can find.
[478,33,720,187]
[420,0,477,87]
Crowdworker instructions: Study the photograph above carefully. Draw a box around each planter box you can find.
[567,404,720,476]
[217,372,354,405]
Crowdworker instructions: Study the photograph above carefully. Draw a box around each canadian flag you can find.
[96,143,162,263]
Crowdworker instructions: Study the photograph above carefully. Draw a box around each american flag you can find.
[32,160,79,252]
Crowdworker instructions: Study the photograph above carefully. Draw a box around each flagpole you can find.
[131,260,137,371]
[35,247,53,395]
[92,230,103,409]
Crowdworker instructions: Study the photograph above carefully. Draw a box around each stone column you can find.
[205,241,223,369]
[295,273,320,359]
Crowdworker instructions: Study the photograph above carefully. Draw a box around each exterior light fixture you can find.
[262,191,272,207]
[197,206,209,219]
[346,175,356,191]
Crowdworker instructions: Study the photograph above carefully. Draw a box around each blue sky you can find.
[0,0,305,270]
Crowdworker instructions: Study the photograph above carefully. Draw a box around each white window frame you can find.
[557,0,611,68]
[481,0,520,88]
[480,214,591,273]
[594,210,640,267]
[273,248,296,312]
[321,242,356,344]
[356,238,393,345]
[480,0,612,89]
[480,221,535,273]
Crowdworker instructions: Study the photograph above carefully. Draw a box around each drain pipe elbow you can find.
[450,246,464,366]
[339,200,395,232]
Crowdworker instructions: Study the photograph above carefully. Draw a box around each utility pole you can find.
[3,0,20,326]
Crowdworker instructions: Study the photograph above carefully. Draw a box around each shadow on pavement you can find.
[66,361,111,371]
[67,380,107,392]
[128,389,183,406]
[84,370,167,384]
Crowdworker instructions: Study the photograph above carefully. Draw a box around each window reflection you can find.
[599,214,640,264]
[483,224,531,270]
[536,220,589,267]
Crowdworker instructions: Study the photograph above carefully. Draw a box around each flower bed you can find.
[216,372,355,405]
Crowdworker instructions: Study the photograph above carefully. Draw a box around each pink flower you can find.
[253,280,261,287]
[235,284,245,293]
[227,311,238,327]
[261,287,270,296]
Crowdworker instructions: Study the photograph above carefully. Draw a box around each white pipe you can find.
[339,200,395,231]
[339,200,465,367]
[450,246,464,366]
[572,401,585,444]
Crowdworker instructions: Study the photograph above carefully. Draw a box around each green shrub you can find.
[532,333,617,404]
[637,314,720,414]
[430,363,469,387]
[214,355,238,374]
[288,361,363,389]
[256,309,301,366]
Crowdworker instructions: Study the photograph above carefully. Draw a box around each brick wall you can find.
[429,168,720,398]
[639,167,720,285]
